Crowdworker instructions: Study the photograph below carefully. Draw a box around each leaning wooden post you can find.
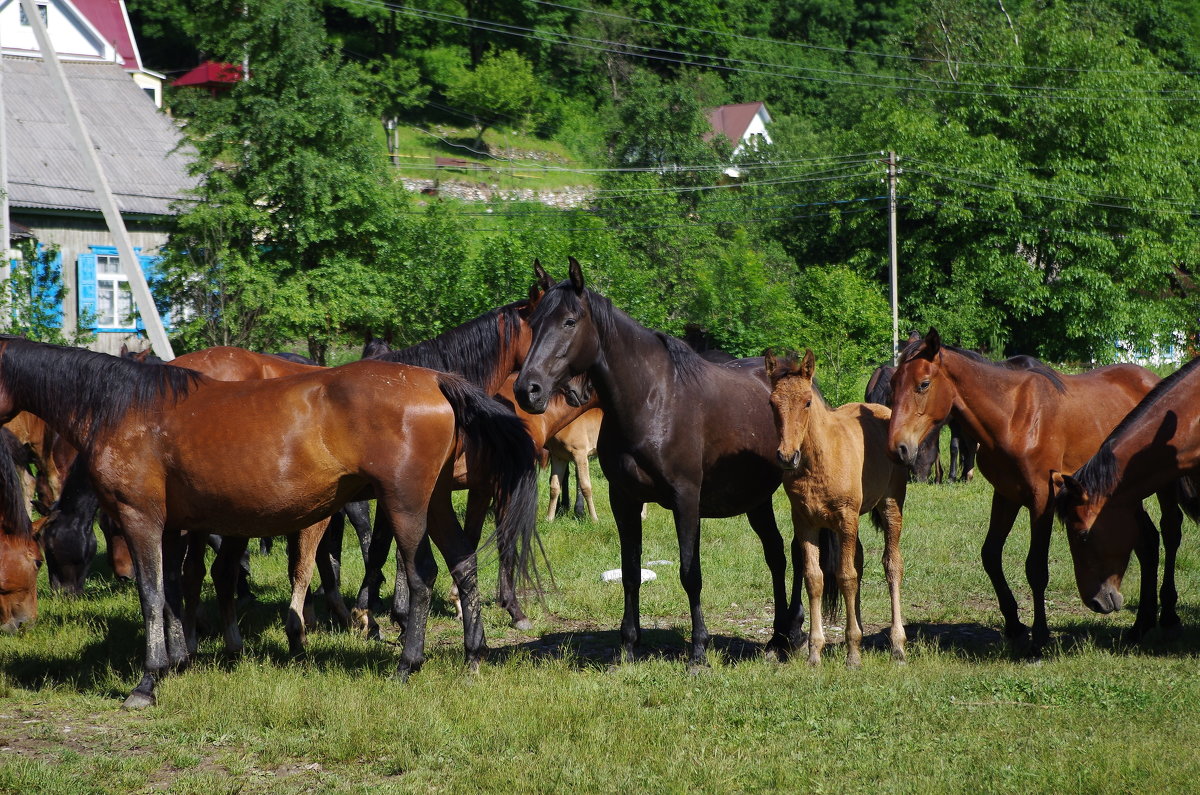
[19,0,175,359]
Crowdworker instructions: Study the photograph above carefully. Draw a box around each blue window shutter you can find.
[76,252,97,330]
[43,247,64,328]
[136,254,169,331]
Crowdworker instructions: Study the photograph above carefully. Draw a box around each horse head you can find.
[515,257,602,414]
[887,328,955,467]
[765,348,816,471]
[0,532,40,631]
[1050,470,1128,614]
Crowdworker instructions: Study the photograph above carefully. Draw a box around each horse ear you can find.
[1051,471,1087,502]
[568,256,585,294]
[924,328,942,357]
[119,343,130,356]
[31,499,50,517]
[801,349,816,379]
[533,259,554,290]
[763,348,779,380]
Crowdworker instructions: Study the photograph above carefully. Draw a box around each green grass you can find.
[2,470,1200,792]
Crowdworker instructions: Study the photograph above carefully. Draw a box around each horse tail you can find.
[435,374,543,590]
[0,428,32,539]
[1176,474,1200,524]
[818,527,841,622]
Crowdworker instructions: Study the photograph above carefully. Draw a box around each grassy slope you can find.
[2,467,1199,792]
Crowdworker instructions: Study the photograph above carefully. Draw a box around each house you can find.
[1,0,196,354]
[705,102,772,177]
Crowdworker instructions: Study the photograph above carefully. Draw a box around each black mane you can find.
[0,336,202,445]
[1074,354,1200,499]
[0,428,31,538]
[900,338,1066,393]
[373,301,525,388]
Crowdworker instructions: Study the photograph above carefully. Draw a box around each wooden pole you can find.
[888,150,899,365]
[19,0,174,359]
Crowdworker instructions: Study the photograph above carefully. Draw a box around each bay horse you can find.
[887,329,1181,655]
[767,349,908,666]
[0,426,40,632]
[1053,355,1200,623]
[0,335,536,708]
[514,257,806,667]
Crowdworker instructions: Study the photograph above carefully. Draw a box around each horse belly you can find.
[698,454,780,517]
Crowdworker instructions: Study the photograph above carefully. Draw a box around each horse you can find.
[544,408,603,521]
[0,426,40,632]
[1052,355,1200,623]
[0,335,537,708]
[514,257,815,667]
[865,364,942,484]
[767,349,908,666]
[887,329,1182,655]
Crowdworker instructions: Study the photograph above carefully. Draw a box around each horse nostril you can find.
[896,443,910,463]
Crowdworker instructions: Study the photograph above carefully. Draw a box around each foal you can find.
[767,350,908,666]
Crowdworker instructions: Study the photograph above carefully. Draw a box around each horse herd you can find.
[0,257,1196,709]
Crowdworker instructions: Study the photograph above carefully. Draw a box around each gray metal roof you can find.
[4,56,197,216]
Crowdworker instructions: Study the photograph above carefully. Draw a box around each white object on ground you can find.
[601,568,658,583]
[646,560,673,566]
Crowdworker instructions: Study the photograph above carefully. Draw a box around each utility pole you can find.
[887,150,899,365]
[19,0,174,359]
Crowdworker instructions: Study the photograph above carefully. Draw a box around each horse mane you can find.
[1074,354,1200,499]
[864,365,894,405]
[0,336,202,445]
[900,338,1066,393]
[374,301,525,389]
[0,428,32,538]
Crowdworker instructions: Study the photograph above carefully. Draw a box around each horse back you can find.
[172,346,322,381]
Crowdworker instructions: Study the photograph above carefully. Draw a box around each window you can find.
[19,3,48,26]
[77,246,169,333]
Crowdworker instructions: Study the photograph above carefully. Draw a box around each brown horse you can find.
[887,329,1180,655]
[0,335,536,708]
[0,427,40,632]
[1053,355,1200,623]
[767,349,908,666]
[515,258,810,667]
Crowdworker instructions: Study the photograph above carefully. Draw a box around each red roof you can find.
[705,102,769,146]
[172,62,245,88]
[74,0,140,70]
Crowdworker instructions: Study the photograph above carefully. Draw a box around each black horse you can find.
[514,258,833,666]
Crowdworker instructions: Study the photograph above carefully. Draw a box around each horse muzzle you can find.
[1086,583,1124,614]
[776,449,801,470]
[514,378,550,414]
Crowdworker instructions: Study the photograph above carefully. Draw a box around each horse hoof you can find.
[121,691,156,710]
[512,618,534,632]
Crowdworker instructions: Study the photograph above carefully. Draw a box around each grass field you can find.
[2,467,1200,793]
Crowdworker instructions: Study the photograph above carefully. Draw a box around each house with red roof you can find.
[706,102,772,177]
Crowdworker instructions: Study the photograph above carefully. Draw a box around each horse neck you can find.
[940,349,1038,451]
[588,306,681,420]
[390,310,515,395]
[1091,380,1200,501]
[796,393,839,471]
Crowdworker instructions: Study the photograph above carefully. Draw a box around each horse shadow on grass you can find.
[484,626,773,671]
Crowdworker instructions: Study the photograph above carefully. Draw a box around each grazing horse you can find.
[1053,355,1200,623]
[887,329,1180,655]
[514,257,805,666]
[0,335,536,708]
[865,364,942,483]
[768,349,908,667]
[544,408,603,521]
[0,427,40,632]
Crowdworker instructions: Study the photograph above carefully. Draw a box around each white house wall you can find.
[0,0,114,61]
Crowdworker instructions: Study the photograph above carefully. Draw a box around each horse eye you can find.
[917,379,931,393]
[805,399,812,408]
[564,318,577,328]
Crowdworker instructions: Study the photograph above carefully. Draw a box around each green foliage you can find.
[1,242,94,346]
[443,49,542,147]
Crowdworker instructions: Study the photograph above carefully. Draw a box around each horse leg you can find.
[352,510,393,638]
[546,458,565,521]
[160,529,190,671]
[576,452,598,521]
[672,491,708,669]
[612,493,645,662]
[982,492,1026,643]
[1128,510,1160,642]
[746,501,796,656]
[285,525,325,656]
[343,499,374,563]
[181,532,207,655]
[949,435,961,481]
[315,510,345,597]
[1026,509,1055,657]
[797,519,826,666]
[312,520,351,630]
[839,515,864,669]
[385,504,436,681]
[118,516,171,709]
[878,498,907,662]
[429,487,486,671]
[1156,489,1182,633]
[211,535,249,656]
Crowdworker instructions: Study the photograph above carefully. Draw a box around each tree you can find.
[442,49,541,149]
[1,242,95,346]
[162,0,407,362]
